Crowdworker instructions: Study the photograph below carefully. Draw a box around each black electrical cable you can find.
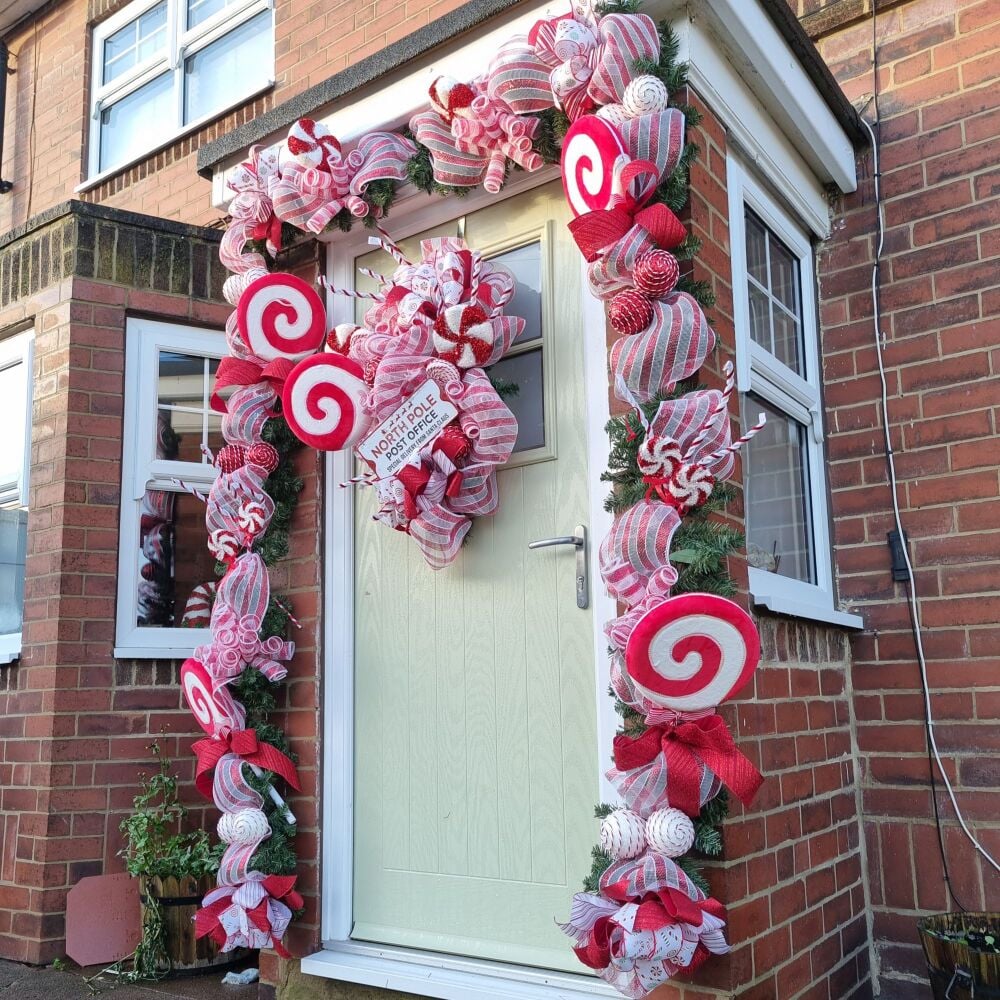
[868,3,969,915]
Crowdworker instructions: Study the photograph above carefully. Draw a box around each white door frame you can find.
[309,168,621,999]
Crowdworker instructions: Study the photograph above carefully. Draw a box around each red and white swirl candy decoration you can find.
[625,593,760,712]
[208,528,241,561]
[561,116,628,217]
[181,658,246,735]
[236,273,326,362]
[282,352,371,451]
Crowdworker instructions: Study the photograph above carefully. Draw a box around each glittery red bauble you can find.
[141,562,158,581]
[609,289,654,336]
[215,444,248,474]
[247,442,280,474]
[633,250,680,299]
[437,423,472,463]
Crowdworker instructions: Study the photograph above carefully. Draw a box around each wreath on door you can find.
[178,2,769,994]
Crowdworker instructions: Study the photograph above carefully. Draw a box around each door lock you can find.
[528,525,588,609]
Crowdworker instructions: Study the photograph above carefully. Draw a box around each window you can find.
[728,156,857,627]
[0,333,32,664]
[117,319,227,657]
[90,0,274,177]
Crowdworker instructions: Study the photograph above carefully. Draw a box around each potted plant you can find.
[118,743,227,978]
[919,912,1000,999]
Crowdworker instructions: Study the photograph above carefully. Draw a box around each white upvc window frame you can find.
[86,0,275,183]
[728,153,861,629]
[115,318,226,659]
[0,331,33,665]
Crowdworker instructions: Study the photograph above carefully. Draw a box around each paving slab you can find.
[0,959,258,999]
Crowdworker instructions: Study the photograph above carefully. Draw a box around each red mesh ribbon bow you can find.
[568,161,681,263]
[211,355,295,413]
[613,714,762,817]
[195,875,302,957]
[193,728,301,800]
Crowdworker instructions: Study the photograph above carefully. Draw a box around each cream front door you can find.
[352,181,598,974]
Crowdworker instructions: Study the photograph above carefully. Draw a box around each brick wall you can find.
[0,0,470,234]
[0,202,239,962]
[797,0,1000,996]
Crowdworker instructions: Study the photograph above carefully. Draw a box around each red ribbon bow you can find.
[613,714,762,817]
[192,728,301,800]
[567,161,688,263]
[194,875,302,958]
[251,216,283,257]
[211,356,296,413]
[574,888,726,970]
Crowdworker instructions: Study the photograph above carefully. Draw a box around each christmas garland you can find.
[180,1,767,994]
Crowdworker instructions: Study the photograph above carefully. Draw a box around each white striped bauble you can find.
[217,808,270,845]
[645,807,695,858]
[600,809,647,860]
[621,75,670,118]
[596,103,631,129]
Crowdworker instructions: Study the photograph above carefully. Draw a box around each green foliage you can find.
[487,373,521,401]
[694,791,728,856]
[118,744,222,881]
[532,107,571,165]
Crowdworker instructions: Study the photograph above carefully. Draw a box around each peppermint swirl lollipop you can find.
[282,353,371,451]
[561,116,628,217]
[236,273,326,362]
[625,593,760,711]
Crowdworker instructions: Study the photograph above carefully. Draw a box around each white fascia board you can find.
[678,17,833,239]
[695,0,857,196]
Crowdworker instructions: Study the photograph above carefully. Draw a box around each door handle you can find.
[528,525,588,609]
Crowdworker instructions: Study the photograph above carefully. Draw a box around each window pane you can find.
[0,509,27,635]
[187,0,235,29]
[747,284,771,355]
[486,348,544,453]
[184,11,271,123]
[772,308,802,375]
[159,408,206,463]
[158,351,207,408]
[490,242,542,344]
[99,71,173,172]
[745,211,768,286]
[0,359,27,496]
[137,489,218,628]
[769,238,800,314]
[103,2,168,84]
[742,395,814,584]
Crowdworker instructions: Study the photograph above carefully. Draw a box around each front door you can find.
[351,181,598,973]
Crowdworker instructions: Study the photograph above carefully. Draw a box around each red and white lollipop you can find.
[561,115,629,217]
[282,352,371,451]
[181,658,246,734]
[625,593,760,711]
[236,273,326,362]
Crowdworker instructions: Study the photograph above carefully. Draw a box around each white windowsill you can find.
[303,943,618,1000]
[0,632,21,665]
[75,80,274,194]
[113,645,195,660]
[751,591,864,630]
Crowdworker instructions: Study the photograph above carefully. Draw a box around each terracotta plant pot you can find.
[918,912,1000,1000]
[140,874,246,975]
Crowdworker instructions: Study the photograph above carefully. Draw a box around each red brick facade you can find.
[0,0,996,998]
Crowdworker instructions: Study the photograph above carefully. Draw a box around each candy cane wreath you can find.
[190,1,767,992]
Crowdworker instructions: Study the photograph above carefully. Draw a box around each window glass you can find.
[486,348,545,453]
[184,11,271,123]
[0,358,28,498]
[103,1,168,83]
[0,510,27,636]
[99,71,173,172]
[186,0,235,28]
[744,207,805,377]
[742,394,814,585]
[156,352,220,463]
[136,488,219,628]
[491,242,542,344]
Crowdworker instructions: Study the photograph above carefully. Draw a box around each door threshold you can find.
[302,941,620,999]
